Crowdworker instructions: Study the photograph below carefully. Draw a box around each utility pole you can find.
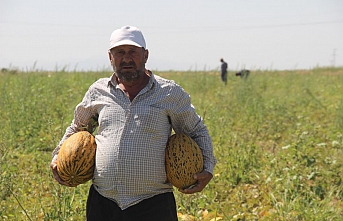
[331,48,336,67]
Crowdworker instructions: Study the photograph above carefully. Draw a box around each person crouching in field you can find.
[235,69,250,79]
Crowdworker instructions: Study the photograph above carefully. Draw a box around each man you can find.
[220,58,228,85]
[50,25,216,221]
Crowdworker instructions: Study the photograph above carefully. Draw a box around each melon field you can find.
[1,67,343,220]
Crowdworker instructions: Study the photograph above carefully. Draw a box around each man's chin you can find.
[117,73,140,83]
[115,68,144,83]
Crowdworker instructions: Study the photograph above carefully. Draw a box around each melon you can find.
[57,131,96,187]
[165,133,204,189]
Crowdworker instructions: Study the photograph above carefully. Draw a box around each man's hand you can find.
[50,159,74,187]
[178,170,213,194]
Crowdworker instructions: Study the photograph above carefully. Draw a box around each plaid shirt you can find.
[52,72,216,210]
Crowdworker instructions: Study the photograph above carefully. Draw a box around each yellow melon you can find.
[57,131,96,187]
[165,133,204,189]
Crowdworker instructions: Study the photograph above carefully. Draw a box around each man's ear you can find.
[144,49,149,63]
[108,51,113,62]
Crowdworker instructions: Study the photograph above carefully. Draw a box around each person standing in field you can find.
[220,58,228,85]
[50,25,216,221]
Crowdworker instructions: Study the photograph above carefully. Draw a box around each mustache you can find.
[120,61,136,68]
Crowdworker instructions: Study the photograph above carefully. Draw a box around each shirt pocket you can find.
[132,105,171,142]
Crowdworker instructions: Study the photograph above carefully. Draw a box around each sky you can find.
[1,0,343,72]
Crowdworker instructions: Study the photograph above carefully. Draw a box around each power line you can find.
[1,20,343,33]
[226,20,343,30]
[0,21,102,29]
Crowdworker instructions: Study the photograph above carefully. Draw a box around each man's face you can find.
[109,45,148,83]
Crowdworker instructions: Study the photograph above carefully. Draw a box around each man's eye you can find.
[114,51,124,56]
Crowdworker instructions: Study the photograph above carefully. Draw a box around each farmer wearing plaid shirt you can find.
[51,25,216,221]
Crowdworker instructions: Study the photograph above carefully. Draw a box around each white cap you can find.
[109,25,146,50]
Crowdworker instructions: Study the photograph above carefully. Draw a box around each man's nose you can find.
[123,53,132,62]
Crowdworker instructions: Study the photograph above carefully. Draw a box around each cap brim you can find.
[109,40,144,50]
